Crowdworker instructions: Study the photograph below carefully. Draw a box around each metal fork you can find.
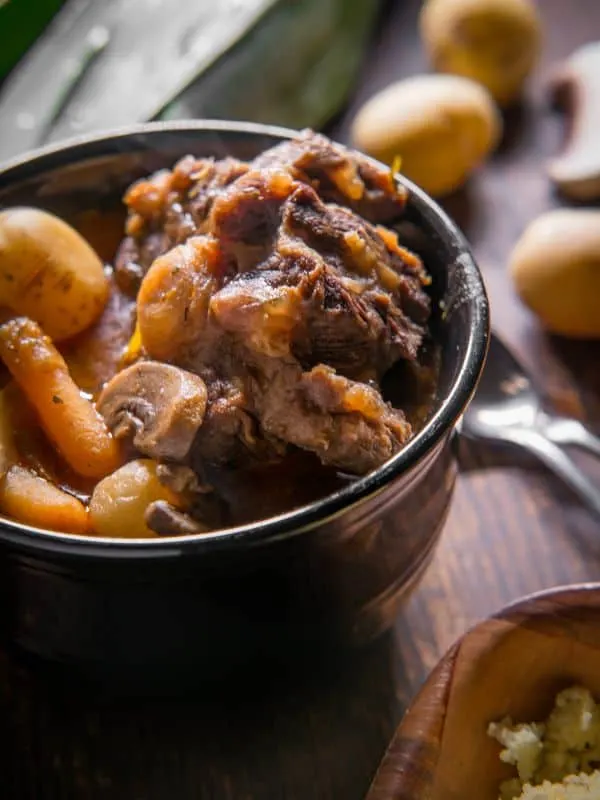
[461,333,600,519]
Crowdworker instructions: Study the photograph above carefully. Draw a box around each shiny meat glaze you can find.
[100,130,434,536]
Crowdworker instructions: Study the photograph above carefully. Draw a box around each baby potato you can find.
[351,74,501,197]
[509,210,600,338]
[0,206,109,340]
[89,459,181,539]
[420,0,541,107]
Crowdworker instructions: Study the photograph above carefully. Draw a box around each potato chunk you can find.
[89,459,181,539]
[0,207,109,340]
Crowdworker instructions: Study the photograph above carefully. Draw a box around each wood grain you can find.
[366,585,600,800]
[370,0,600,703]
[1,1,600,798]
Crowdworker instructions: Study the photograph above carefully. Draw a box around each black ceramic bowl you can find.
[0,121,489,684]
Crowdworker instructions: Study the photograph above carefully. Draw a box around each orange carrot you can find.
[0,317,122,478]
[0,465,89,534]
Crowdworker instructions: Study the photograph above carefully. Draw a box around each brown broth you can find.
[382,339,441,432]
[62,208,136,398]
[63,277,135,399]
[72,208,128,264]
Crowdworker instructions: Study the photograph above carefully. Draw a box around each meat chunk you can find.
[280,184,430,371]
[190,372,285,468]
[203,174,430,378]
[248,360,410,474]
[252,129,408,223]
[133,232,424,474]
[115,156,248,292]
[115,129,407,291]
[110,130,434,536]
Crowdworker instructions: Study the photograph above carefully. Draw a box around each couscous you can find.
[489,686,600,799]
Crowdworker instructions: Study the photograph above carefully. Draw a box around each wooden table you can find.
[2,1,600,798]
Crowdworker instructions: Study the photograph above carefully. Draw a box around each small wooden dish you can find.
[366,583,600,800]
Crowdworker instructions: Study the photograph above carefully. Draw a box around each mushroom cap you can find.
[97,361,208,462]
[145,500,211,537]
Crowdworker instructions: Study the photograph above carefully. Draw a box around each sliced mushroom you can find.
[548,42,600,200]
[97,362,207,462]
[156,463,210,495]
[145,500,211,537]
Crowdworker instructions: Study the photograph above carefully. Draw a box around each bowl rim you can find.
[490,581,600,617]
[0,119,490,559]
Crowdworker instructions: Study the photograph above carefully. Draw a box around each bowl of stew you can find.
[0,121,488,683]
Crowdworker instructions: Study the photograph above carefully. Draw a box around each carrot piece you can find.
[0,317,122,478]
[0,465,89,534]
[0,387,18,480]
[119,317,143,368]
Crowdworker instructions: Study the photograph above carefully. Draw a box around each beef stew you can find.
[0,130,439,538]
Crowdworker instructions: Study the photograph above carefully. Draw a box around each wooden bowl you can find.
[366,583,600,800]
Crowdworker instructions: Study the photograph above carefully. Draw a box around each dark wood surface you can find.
[2,1,600,798]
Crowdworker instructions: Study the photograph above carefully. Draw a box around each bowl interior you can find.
[0,121,488,549]
[368,585,600,800]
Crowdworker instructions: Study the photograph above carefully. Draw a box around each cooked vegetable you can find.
[0,130,441,540]
[0,387,18,480]
[120,318,143,367]
[547,42,600,201]
[0,206,109,340]
[509,210,600,338]
[89,459,181,539]
[0,465,89,534]
[351,74,501,197]
[97,362,208,462]
[0,317,122,477]
[419,0,541,107]
[136,236,220,363]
